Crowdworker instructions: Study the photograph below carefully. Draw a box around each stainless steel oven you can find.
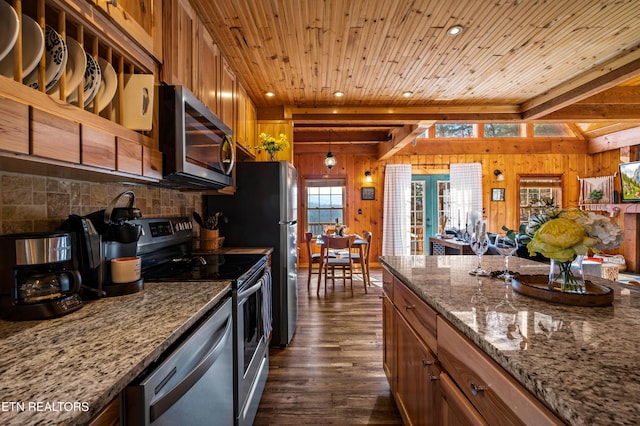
[133,216,271,426]
[235,266,270,426]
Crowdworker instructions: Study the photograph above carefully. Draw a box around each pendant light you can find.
[324,130,337,170]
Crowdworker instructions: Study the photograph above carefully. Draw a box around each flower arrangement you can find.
[255,132,289,159]
[523,208,623,292]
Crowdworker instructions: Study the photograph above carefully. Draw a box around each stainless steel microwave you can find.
[158,85,235,189]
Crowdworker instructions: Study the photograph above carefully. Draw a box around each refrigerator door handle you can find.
[279,220,297,225]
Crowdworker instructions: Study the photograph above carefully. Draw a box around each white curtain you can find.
[449,163,483,230]
[382,164,412,255]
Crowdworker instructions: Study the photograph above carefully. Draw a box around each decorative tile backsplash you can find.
[0,172,202,234]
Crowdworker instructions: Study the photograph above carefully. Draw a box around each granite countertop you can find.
[380,255,640,426]
[0,280,231,425]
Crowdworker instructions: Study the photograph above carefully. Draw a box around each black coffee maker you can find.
[0,231,83,320]
[88,191,144,296]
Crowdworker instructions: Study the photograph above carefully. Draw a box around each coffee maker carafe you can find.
[0,232,83,320]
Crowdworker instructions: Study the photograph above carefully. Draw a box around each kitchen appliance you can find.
[0,231,82,320]
[131,216,270,426]
[158,84,235,190]
[126,297,234,425]
[64,191,143,297]
[206,160,298,346]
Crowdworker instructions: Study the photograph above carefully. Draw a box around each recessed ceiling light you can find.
[402,91,413,97]
[265,91,275,97]
[447,25,464,36]
[333,91,344,97]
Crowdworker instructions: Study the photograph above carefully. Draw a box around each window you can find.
[306,179,345,235]
[484,123,524,138]
[533,123,574,137]
[435,123,476,138]
[519,175,563,225]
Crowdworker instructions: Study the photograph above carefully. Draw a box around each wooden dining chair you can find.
[352,231,372,290]
[318,234,357,296]
[304,232,336,290]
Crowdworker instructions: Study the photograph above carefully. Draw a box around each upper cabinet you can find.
[90,0,163,61]
[220,56,236,131]
[161,0,197,91]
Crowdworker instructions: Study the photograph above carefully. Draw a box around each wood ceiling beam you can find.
[293,129,390,143]
[534,105,640,122]
[377,124,434,161]
[292,112,523,124]
[521,55,640,120]
[576,87,640,104]
[399,139,588,155]
[588,126,640,154]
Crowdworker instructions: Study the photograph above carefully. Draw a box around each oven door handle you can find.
[149,313,233,422]
[237,278,263,302]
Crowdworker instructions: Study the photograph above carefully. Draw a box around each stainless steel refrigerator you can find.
[206,160,298,346]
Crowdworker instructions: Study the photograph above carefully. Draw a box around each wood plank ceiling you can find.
[191,0,640,144]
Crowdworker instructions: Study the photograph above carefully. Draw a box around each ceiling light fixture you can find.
[333,91,344,97]
[494,169,505,181]
[447,25,464,36]
[402,91,413,97]
[265,91,275,97]
[324,130,337,170]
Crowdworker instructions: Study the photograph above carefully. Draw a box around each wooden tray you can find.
[511,275,613,307]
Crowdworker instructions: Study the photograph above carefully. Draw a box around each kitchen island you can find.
[0,281,231,425]
[380,255,640,425]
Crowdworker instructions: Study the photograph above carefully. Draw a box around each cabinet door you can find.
[162,0,197,91]
[382,294,395,390]
[197,27,220,116]
[220,56,236,130]
[81,125,116,170]
[236,81,247,147]
[0,97,28,154]
[246,96,256,148]
[395,309,439,426]
[31,109,80,163]
[439,372,487,426]
[117,137,143,175]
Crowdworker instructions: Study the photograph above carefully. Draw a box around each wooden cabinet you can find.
[437,319,562,426]
[196,27,220,116]
[0,96,29,154]
[162,0,197,91]
[395,308,440,425]
[383,267,563,426]
[439,372,487,426]
[87,395,120,426]
[92,0,162,60]
[82,125,116,170]
[143,145,163,179]
[236,82,247,148]
[382,269,395,389]
[116,137,143,175]
[246,95,256,148]
[31,109,80,163]
[220,56,236,130]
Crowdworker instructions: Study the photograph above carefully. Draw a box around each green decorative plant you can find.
[255,132,289,160]
[589,189,603,201]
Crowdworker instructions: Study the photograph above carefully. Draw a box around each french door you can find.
[411,175,450,255]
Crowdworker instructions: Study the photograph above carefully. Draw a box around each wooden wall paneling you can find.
[256,120,293,162]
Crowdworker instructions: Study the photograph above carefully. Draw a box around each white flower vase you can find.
[548,255,586,293]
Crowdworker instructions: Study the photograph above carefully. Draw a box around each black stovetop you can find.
[142,253,267,284]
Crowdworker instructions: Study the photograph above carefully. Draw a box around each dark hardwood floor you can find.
[254,267,402,425]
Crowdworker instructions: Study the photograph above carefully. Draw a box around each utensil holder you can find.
[200,229,219,251]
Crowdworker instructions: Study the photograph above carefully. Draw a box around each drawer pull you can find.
[422,359,433,367]
[470,383,485,396]
[403,304,416,311]
[429,373,439,381]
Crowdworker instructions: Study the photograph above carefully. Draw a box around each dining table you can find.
[314,234,370,290]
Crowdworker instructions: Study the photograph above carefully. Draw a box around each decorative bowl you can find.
[95,58,117,112]
[47,37,85,98]
[24,25,68,91]
[0,15,44,79]
[68,52,101,108]
[0,1,19,63]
